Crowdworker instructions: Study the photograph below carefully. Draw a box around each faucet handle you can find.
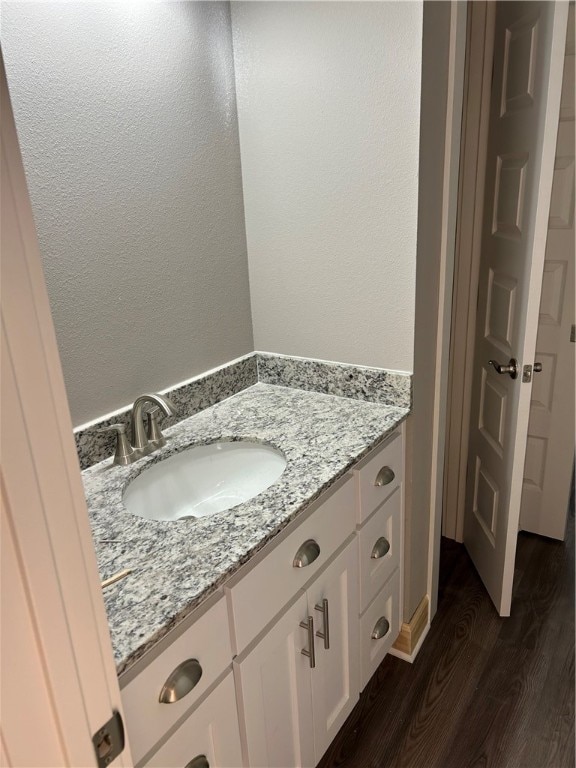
[96,423,136,466]
[145,406,167,448]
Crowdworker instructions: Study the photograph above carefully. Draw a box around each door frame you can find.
[425,0,468,616]
[443,1,496,542]
[0,56,132,767]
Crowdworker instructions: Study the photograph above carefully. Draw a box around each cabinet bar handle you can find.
[300,616,316,668]
[293,539,320,568]
[375,466,395,487]
[371,617,390,640]
[314,598,330,650]
[159,658,203,703]
[371,537,390,559]
[185,757,209,768]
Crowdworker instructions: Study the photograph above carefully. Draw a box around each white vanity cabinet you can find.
[234,536,359,768]
[120,425,405,768]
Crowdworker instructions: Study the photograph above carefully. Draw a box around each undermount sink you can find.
[122,441,287,522]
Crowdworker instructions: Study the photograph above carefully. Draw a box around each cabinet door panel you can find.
[358,486,401,612]
[121,596,232,765]
[354,431,403,523]
[360,569,400,690]
[307,538,360,763]
[235,593,314,768]
[145,672,242,768]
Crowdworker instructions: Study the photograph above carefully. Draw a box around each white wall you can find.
[2,2,253,426]
[232,1,422,372]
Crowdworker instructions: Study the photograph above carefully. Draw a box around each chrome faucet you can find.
[131,393,177,455]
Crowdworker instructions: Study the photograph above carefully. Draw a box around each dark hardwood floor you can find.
[320,499,575,768]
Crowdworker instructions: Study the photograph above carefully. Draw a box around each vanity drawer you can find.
[358,486,401,612]
[226,477,355,654]
[121,596,232,765]
[144,672,242,768]
[360,569,400,690]
[354,431,403,524]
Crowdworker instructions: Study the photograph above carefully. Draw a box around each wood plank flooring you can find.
[319,500,575,768]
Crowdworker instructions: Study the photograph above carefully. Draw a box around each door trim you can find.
[0,56,132,766]
[443,2,496,543]
[425,0,468,618]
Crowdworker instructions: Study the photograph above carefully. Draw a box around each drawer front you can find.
[355,431,403,524]
[358,486,401,612]
[227,477,355,654]
[360,569,400,690]
[122,597,232,765]
[145,672,242,768]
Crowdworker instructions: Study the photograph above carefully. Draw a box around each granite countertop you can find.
[83,382,409,676]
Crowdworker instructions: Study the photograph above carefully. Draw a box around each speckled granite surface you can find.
[75,353,411,470]
[257,353,411,408]
[75,355,258,469]
[83,383,408,675]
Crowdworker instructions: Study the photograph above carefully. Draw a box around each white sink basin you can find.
[122,441,287,522]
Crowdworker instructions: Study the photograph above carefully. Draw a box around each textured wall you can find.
[2,2,253,426]
[232,1,422,372]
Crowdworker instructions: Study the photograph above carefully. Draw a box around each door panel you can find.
[464,1,568,615]
[307,538,360,763]
[520,7,575,540]
[234,593,315,768]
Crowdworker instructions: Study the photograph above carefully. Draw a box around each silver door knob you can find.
[533,362,543,373]
[488,358,518,379]
[159,658,203,703]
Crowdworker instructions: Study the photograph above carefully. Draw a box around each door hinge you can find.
[571,324,575,343]
[92,711,125,768]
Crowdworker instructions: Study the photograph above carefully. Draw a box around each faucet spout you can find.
[131,393,176,453]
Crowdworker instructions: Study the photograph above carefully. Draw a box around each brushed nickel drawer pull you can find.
[314,598,330,650]
[159,658,203,703]
[293,539,320,568]
[371,537,391,560]
[300,616,316,668]
[371,617,390,640]
[185,756,209,768]
[375,466,395,487]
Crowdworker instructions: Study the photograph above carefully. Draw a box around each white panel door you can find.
[1,58,132,767]
[234,593,315,768]
[520,7,575,540]
[307,538,360,764]
[464,1,568,615]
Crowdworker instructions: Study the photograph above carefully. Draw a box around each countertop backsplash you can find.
[75,352,412,470]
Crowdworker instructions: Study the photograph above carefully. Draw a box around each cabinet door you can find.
[307,538,360,763]
[145,672,242,768]
[234,593,315,768]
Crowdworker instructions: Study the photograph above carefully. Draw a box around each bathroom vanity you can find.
[82,380,408,768]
